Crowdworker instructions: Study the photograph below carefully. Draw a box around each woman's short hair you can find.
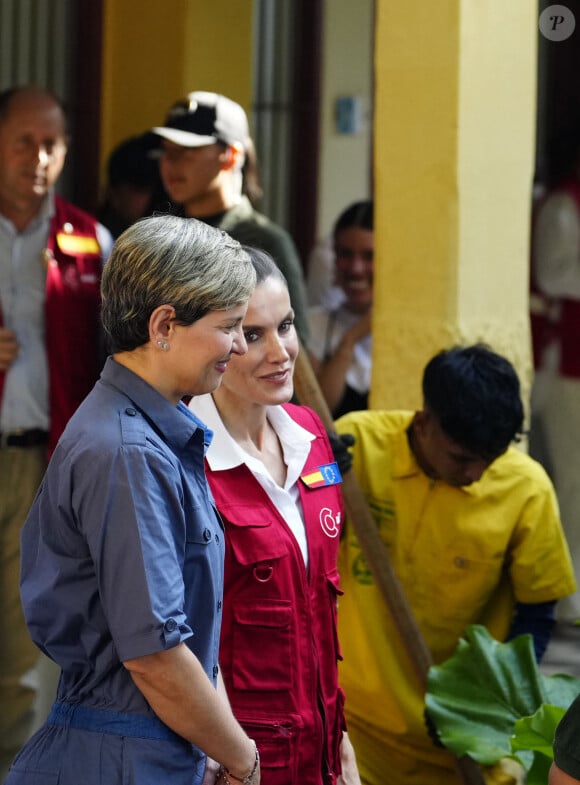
[101,215,256,352]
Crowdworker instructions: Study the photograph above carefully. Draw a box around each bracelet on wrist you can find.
[219,741,259,785]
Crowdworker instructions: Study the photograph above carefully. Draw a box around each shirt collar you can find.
[391,413,422,479]
[190,394,314,472]
[391,412,480,495]
[100,356,210,452]
[24,189,54,230]
[0,190,54,235]
[209,196,253,231]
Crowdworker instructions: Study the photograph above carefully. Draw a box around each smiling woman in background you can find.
[189,247,361,785]
[307,201,374,418]
[6,215,261,785]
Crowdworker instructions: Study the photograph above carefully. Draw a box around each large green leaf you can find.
[511,706,567,785]
[511,705,567,759]
[425,625,580,767]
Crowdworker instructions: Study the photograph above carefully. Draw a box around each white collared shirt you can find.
[190,394,315,566]
[307,303,372,394]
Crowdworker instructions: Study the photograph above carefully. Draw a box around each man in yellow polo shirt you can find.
[335,344,576,785]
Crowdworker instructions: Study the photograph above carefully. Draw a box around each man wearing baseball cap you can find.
[153,91,309,341]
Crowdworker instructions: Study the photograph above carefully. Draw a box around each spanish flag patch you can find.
[300,462,342,488]
[56,232,100,255]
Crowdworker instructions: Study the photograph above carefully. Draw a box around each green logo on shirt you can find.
[352,552,373,585]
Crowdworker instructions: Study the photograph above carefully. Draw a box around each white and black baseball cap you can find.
[152,91,249,148]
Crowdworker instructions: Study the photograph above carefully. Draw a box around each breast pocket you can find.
[220,505,287,565]
[430,547,505,627]
[221,506,291,591]
[185,522,214,546]
[183,504,222,605]
[184,495,219,544]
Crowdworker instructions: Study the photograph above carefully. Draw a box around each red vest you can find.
[530,194,559,369]
[555,182,580,377]
[0,196,103,449]
[532,181,580,377]
[207,403,346,785]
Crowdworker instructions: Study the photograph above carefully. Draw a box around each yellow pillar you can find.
[371,1,537,411]
[100,0,254,183]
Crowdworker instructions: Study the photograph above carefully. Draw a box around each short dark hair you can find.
[107,132,160,188]
[422,344,524,459]
[333,200,373,240]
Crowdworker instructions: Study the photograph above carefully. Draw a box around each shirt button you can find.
[125,408,137,416]
[215,533,220,544]
[454,556,468,569]
[203,528,212,542]
[217,600,222,611]
[213,665,219,678]
[164,618,177,632]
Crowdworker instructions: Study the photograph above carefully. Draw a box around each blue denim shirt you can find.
[21,357,224,713]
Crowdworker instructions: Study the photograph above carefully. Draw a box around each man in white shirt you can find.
[533,158,580,626]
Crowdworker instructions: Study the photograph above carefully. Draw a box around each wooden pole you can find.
[293,343,485,785]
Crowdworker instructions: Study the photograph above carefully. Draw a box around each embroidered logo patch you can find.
[319,507,341,538]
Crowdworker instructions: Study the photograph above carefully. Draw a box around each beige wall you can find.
[371,0,536,411]
[316,0,374,239]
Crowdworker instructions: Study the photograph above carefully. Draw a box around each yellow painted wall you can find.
[100,0,254,189]
[100,0,373,246]
[456,4,536,348]
[371,0,536,411]
[182,3,253,111]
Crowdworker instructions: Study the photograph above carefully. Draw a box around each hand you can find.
[212,762,261,785]
[201,757,221,785]
[327,431,355,475]
[337,731,362,785]
[212,743,261,785]
[347,311,372,344]
[0,327,19,370]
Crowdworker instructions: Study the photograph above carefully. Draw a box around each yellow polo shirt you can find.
[335,410,576,785]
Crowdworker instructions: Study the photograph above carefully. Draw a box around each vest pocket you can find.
[231,601,294,691]
[235,714,303,785]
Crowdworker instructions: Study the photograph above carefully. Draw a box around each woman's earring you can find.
[156,340,170,351]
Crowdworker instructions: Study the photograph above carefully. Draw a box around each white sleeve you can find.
[305,237,344,309]
[306,307,332,360]
[97,223,115,263]
[534,192,580,298]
